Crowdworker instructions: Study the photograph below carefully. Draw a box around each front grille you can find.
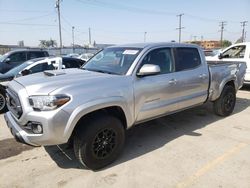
[6,88,23,119]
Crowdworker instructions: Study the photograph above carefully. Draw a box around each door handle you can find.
[169,79,177,85]
[199,74,207,79]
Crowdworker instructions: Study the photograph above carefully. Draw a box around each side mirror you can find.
[137,64,160,77]
[4,58,11,64]
[21,69,31,76]
[218,53,223,59]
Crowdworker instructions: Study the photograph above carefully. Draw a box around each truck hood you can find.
[13,68,123,95]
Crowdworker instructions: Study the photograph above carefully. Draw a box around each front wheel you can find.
[0,90,7,113]
[74,115,125,170]
[213,85,236,116]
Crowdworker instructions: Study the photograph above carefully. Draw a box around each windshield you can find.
[5,61,31,76]
[0,53,8,62]
[83,47,142,75]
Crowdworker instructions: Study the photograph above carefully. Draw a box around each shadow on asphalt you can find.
[240,84,250,91]
[44,96,250,170]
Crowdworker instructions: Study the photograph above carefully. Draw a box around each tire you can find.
[213,85,236,116]
[0,89,7,114]
[73,115,125,170]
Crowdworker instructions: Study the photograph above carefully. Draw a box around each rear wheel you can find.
[74,115,125,170]
[0,90,7,113]
[213,85,236,116]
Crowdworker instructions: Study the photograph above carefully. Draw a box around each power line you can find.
[75,0,176,16]
[75,0,243,24]
[0,9,51,13]
[4,13,55,23]
[176,14,184,43]
[0,22,56,27]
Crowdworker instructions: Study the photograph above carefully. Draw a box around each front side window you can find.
[174,48,201,72]
[222,45,246,59]
[140,48,173,74]
[83,47,142,75]
[8,52,26,62]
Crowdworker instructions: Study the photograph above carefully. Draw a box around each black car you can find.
[0,49,49,74]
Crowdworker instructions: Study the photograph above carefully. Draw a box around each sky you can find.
[0,0,249,47]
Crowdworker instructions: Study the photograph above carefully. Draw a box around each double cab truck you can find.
[4,43,246,170]
[206,42,250,84]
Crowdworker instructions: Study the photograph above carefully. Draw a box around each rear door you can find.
[171,47,209,109]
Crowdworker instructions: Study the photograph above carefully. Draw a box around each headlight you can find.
[29,95,70,111]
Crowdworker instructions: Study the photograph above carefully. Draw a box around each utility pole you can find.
[55,0,62,55]
[88,27,92,46]
[219,21,226,48]
[72,26,75,53]
[176,13,184,43]
[144,32,147,42]
[241,21,247,42]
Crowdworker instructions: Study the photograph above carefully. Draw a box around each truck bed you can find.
[207,60,247,101]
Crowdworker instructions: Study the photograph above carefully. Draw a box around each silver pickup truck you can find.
[4,43,246,170]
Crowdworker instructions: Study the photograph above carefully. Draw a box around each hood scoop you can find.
[43,70,66,76]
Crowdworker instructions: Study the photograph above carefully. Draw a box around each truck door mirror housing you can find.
[4,58,11,64]
[218,53,223,59]
[137,64,161,76]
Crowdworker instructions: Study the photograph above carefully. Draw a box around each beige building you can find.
[186,40,221,49]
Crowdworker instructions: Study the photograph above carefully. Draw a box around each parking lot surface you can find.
[0,87,250,188]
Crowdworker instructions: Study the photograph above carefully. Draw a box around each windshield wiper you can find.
[81,68,119,75]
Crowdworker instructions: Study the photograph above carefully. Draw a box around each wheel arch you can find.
[63,97,132,143]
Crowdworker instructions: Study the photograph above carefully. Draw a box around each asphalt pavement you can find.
[0,86,250,188]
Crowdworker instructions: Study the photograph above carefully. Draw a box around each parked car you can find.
[206,42,250,84]
[4,43,246,170]
[78,53,94,61]
[0,49,49,74]
[0,57,85,113]
[64,53,79,58]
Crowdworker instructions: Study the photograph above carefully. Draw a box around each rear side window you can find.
[174,48,201,72]
[28,51,47,59]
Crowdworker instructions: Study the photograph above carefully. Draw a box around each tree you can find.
[222,40,232,48]
[39,39,57,48]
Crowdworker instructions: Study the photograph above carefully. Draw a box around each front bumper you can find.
[4,109,70,146]
[4,112,39,146]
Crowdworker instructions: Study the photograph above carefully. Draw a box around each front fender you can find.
[62,96,133,140]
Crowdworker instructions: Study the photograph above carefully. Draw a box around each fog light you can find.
[28,122,43,134]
